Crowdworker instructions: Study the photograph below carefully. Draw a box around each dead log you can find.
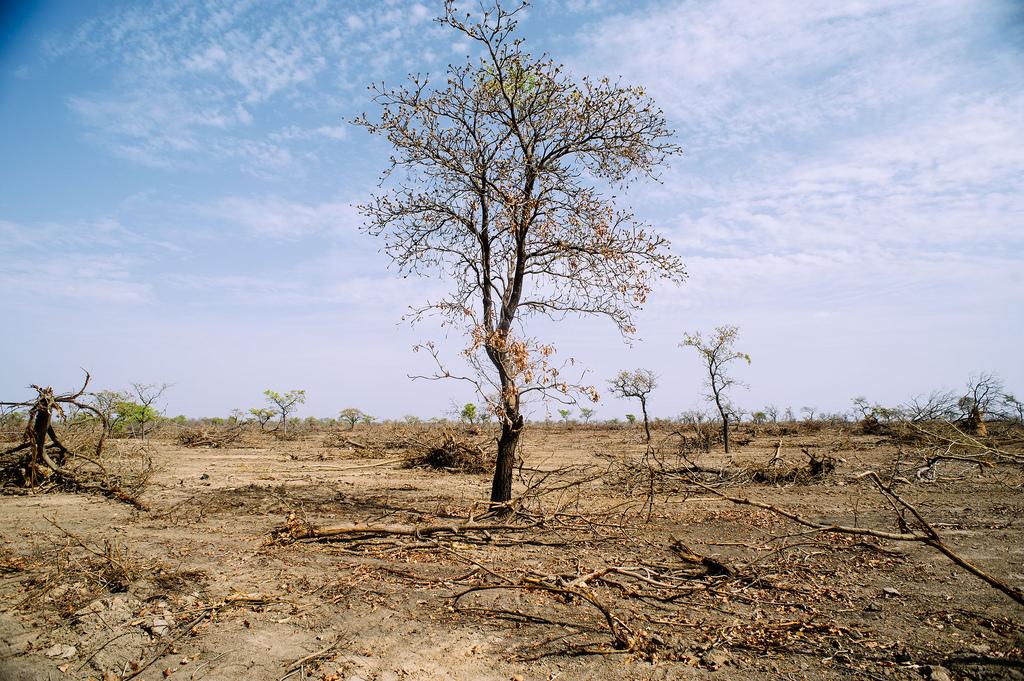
[270,516,540,543]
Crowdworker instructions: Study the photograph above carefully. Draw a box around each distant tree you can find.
[783,406,795,422]
[800,406,817,422]
[356,1,685,504]
[752,411,767,425]
[361,414,375,426]
[579,407,595,424]
[558,408,572,424]
[92,390,128,434]
[264,389,306,435]
[461,403,478,424]
[1003,393,1024,425]
[680,326,750,454]
[764,405,779,423]
[339,408,364,429]
[959,372,1003,436]
[901,390,958,422]
[625,414,637,425]
[249,408,275,432]
[126,382,171,440]
[608,369,657,442]
[228,408,245,424]
[404,414,423,425]
[114,400,160,439]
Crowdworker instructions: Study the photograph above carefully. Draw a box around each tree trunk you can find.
[490,413,523,504]
[967,407,987,437]
[722,415,730,454]
[29,407,49,486]
[640,398,651,443]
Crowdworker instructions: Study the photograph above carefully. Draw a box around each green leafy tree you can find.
[461,403,478,424]
[249,408,275,431]
[579,407,595,423]
[263,389,306,435]
[356,1,684,504]
[339,408,364,429]
[681,326,750,454]
[113,400,160,439]
[558,409,571,423]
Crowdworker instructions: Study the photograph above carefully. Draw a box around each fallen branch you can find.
[270,516,540,543]
[678,471,1024,606]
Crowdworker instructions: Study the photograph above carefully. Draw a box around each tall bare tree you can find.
[681,326,750,454]
[356,1,685,503]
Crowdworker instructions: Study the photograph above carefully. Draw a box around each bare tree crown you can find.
[607,369,657,400]
[355,0,684,417]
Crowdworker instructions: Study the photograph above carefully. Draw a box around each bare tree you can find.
[681,326,750,454]
[607,369,657,443]
[91,389,128,434]
[129,383,170,441]
[901,389,958,422]
[356,1,685,503]
[1003,392,1024,425]
[959,372,1003,436]
[264,389,306,435]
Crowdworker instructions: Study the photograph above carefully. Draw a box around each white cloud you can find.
[51,1,453,175]
[203,196,361,240]
[0,253,153,305]
[269,125,347,142]
[575,0,1018,151]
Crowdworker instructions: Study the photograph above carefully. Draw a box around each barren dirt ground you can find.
[1,425,1022,681]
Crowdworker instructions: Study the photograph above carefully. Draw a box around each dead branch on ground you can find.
[675,471,1024,606]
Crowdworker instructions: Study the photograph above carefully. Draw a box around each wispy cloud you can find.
[45,0,443,175]
[575,0,1022,151]
[202,195,361,240]
[571,0,1024,327]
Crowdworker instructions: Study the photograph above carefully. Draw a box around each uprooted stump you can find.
[405,429,492,473]
[0,373,148,509]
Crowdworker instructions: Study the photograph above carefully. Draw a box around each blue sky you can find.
[1,0,1022,420]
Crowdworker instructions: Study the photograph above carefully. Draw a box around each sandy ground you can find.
[1,424,1022,680]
